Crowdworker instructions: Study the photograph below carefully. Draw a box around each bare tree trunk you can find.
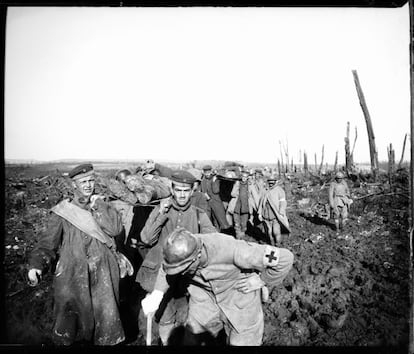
[351,126,358,158]
[304,151,308,176]
[352,70,379,179]
[318,145,325,174]
[291,158,294,172]
[277,159,281,178]
[279,141,284,175]
[314,153,318,172]
[345,122,353,172]
[334,151,338,172]
[388,143,395,188]
[398,133,408,169]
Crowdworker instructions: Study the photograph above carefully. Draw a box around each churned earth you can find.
[3,164,410,347]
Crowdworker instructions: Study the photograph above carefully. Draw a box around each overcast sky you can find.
[5,6,410,165]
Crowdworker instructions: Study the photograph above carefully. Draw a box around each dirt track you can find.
[3,164,410,346]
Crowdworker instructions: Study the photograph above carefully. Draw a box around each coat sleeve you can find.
[230,181,239,198]
[212,178,220,195]
[28,212,63,273]
[328,183,335,207]
[232,240,294,287]
[277,188,287,215]
[153,264,170,293]
[92,199,124,237]
[140,205,169,246]
[199,210,217,233]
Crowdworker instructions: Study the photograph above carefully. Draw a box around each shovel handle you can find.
[146,313,153,346]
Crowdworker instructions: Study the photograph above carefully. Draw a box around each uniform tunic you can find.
[29,198,124,345]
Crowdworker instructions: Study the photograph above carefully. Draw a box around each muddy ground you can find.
[3,164,410,347]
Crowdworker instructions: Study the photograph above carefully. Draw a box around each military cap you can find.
[69,163,94,180]
[267,174,278,182]
[335,171,345,179]
[202,165,212,171]
[255,168,264,175]
[170,170,197,185]
[241,169,250,175]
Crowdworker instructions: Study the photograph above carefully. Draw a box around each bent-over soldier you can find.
[141,228,294,346]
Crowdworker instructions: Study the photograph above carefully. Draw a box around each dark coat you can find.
[136,199,216,292]
[29,199,125,345]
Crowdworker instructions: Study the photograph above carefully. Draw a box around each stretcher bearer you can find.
[27,164,132,345]
[136,170,216,345]
[141,228,294,346]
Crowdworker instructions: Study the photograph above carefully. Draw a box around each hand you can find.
[141,290,164,316]
[117,253,134,278]
[28,268,42,286]
[249,215,254,224]
[90,195,105,209]
[258,214,263,222]
[159,198,172,215]
[212,176,217,182]
[234,273,265,294]
[204,193,211,201]
[130,238,138,249]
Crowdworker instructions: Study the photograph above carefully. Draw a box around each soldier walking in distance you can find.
[329,171,353,231]
[258,175,290,245]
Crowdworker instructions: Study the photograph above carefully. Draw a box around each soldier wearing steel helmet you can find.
[329,171,353,231]
[141,227,294,346]
[136,169,217,345]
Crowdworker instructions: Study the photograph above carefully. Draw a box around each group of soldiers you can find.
[26,161,352,346]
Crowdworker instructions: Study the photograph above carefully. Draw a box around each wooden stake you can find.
[398,133,408,169]
[352,70,379,179]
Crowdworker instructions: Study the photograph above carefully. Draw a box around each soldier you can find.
[258,175,290,245]
[200,165,231,232]
[27,164,132,345]
[141,228,294,346]
[227,169,255,239]
[329,171,353,231]
[136,170,217,345]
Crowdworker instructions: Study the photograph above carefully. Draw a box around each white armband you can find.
[263,245,280,267]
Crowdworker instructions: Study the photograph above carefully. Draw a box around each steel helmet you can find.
[162,228,202,275]
[335,171,345,179]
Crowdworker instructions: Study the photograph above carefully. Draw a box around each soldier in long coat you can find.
[329,171,353,231]
[141,228,294,346]
[258,176,290,246]
[27,164,131,345]
[200,165,230,232]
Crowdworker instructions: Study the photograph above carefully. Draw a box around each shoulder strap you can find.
[195,207,201,233]
[52,200,116,250]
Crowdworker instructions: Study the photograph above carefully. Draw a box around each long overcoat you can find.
[29,198,124,345]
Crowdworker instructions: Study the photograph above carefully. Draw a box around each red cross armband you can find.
[263,245,280,267]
